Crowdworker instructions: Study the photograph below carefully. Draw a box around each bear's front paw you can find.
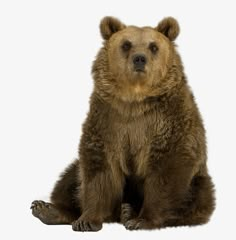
[125,218,156,230]
[72,218,102,232]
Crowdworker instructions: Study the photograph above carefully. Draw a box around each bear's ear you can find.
[156,17,180,41]
[100,16,126,40]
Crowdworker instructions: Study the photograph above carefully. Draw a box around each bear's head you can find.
[93,17,183,104]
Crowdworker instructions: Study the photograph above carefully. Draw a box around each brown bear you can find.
[31,16,215,231]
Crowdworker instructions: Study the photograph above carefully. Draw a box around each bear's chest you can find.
[104,108,168,176]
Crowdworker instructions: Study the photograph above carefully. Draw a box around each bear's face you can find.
[107,27,171,100]
[94,17,180,103]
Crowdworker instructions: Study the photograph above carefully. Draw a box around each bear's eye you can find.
[122,41,132,51]
[149,42,158,54]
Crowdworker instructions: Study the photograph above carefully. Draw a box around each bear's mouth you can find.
[135,69,145,73]
[134,68,146,76]
[134,66,146,73]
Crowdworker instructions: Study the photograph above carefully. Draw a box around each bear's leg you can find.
[31,160,81,225]
[72,170,125,232]
[165,175,215,227]
[125,173,215,230]
[124,161,198,230]
[120,203,138,224]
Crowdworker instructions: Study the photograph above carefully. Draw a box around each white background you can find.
[0,0,235,239]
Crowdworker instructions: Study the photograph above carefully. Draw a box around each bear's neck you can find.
[108,96,160,118]
[93,82,188,120]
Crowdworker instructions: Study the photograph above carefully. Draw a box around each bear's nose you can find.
[133,54,147,71]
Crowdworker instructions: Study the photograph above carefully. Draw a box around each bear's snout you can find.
[132,54,147,72]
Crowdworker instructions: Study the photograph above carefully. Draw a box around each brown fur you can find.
[31,16,215,231]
